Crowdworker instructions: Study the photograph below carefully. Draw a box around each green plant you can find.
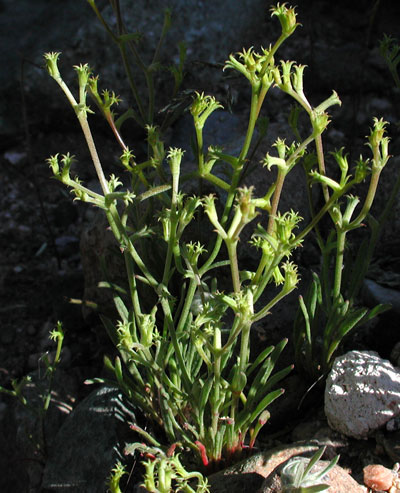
[380,34,400,89]
[0,321,65,459]
[293,118,392,381]
[87,0,186,130]
[107,461,127,493]
[293,29,399,383]
[280,447,339,493]
[43,1,383,483]
[125,444,210,492]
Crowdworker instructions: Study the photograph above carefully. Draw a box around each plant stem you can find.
[332,228,346,300]
[78,116,110,195]
[226,240,240,293]
[160,297,192,393]
[351,169,381,228]
[239,87,259,163]
[267,170,285,234]
[315,134,330,203]
[211,327,222,458]
[200,87,261,275]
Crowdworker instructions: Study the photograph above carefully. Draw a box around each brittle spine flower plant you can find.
[44,2,390,486]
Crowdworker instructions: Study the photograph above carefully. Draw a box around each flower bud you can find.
[44,52,61,80]
[270,3,300,38]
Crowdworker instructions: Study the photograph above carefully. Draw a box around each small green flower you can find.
[270,3,300,38]
[354,156,370,183]
[167,147,185,176]
[120,148,136,171]
[310,110,331,137]
[367,117,391,171]
[237,187,258,223]
[44,51,61,79]
[282,261,299,293]
[107,461,127,493]
[185,241,207,266]
[203,195,227,239]
[224,47,275,91]
[74,63,92,88]
[108,174,123,193]
[49,321,64,342]
[116,320,135,351]
[190,92,223,130]
[274,210,303,245]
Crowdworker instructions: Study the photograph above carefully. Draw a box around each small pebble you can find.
[364,464,394,491]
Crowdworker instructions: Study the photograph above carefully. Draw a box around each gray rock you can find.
[325,350,400,439]
[42,384,136,493]
[363,279,400,315]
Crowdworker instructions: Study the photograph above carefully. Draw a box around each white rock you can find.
[324,350,400,439]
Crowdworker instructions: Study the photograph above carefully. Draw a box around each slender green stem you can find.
[87,0,119,43]
[238,322,251,372]
[211,328,222,451]
[253,253,283,302]
[350,170,381,228]
[267,170,285,234]
[124,251,143,321]
[332,228,346,300]
[238,88,259,163]
[315,134,330,203]
[176,278,197,333]
[252,284,295,323]
[252,251,270,287]
[290,181,354,248]
[222,316,243,353]
[226,240,240,293]
[195,126,205,171]
[106,204,158,288]
[203,173,230,191]
[160,297,192,392]
[259,33,288,76]
[162,162,179,286]
[77,116,110,195]
[200,88,261,275]
[152,9,170,66]
[267,132,315,233]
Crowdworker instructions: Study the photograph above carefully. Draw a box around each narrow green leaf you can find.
[303,447,325,477]
[114,295,129,323]
[98,281,127,295]
[303,485,330,492]
[336,307,368,339]
[138,184,171,202]
[247,388,284,425]
[246,339,287,407]
[247,345,274,376]
[312,454,339,482]
[114,356,124,387]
